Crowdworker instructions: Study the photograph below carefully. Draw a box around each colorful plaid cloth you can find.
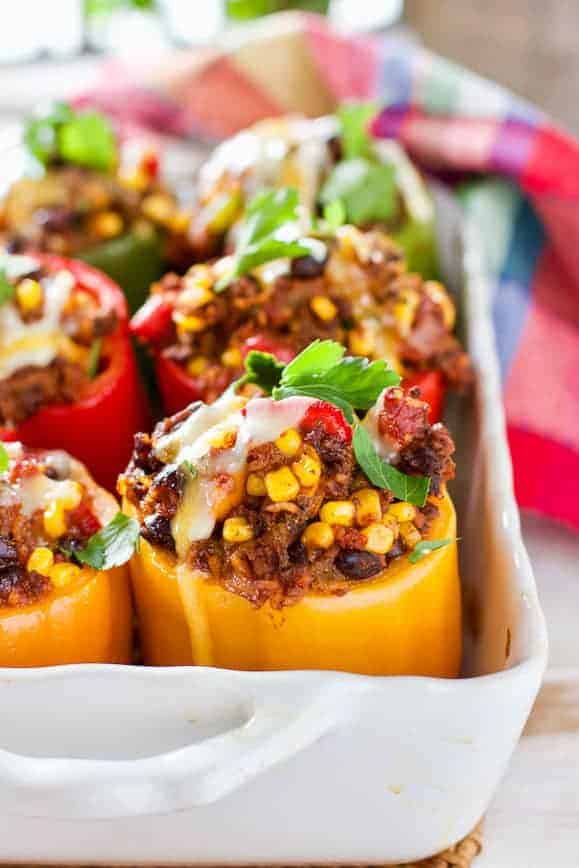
[83,14,579,531]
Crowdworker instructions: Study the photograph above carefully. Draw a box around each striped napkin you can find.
[82,13,579,531]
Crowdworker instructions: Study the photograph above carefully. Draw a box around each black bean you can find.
[0,537,19,571]
[335,549,382,580]
[141,515,175,552]
[290,251,327,279]
[288,540,308,567]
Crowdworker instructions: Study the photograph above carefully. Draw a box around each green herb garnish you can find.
[215,187,311,291]
[74,512,139,570]
[352,425,430,506]
[0,269,14,306]
[86,337,102,380]
[409,538,454,564]
[181,459,198,478]
[319,101,399,227]
[24,102,117,173]
[0,442,10,474]
[244,339,399,423]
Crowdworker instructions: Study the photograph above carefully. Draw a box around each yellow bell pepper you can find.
[128,491,460,677]
[0,460,132,668]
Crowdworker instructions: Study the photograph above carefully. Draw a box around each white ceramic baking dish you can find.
[0,188,547,865]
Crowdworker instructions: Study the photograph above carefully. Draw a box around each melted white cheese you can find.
[362,388,400,463]
[0,268,75,380]
[157,393,316,558]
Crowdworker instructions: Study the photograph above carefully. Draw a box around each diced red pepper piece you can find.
[241,335,295,364]
[403,369,446,424]
[300,401,352,444]
[130,293,175,345]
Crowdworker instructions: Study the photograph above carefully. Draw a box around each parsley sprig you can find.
[24,101,117,173]
[409,538,454,564]
[72,512,139,571]
[215,187,313,291]
[241,340,431,505]
[319,102,398,227]
[0,269,14,306]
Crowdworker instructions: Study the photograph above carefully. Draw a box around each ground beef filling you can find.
[0,263,117,427]
[122,391,455,608]
[144,228,471,404]
[0,449,101,607]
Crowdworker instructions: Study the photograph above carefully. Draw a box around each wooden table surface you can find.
[476,514,579,868]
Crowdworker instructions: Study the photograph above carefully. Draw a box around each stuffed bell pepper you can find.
[187,107,438,277]
[0,440,133,666]
[120,341,461,676]
[131,188,470,422]
[0,252,149,490]
[0,102,191,312]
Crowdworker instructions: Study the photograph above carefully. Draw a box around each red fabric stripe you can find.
[508,426,579,531]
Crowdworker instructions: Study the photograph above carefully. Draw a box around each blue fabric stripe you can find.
[494,199,545,377]
[377,38,414,106]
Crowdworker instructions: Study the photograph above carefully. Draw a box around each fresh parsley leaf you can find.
[273,341,399,420]
[322,198,347,231]
[409,538,454,564]
[74,512,139,570]
[0,442,10,474]
[244,350,285,392]
[0,269,14,306]
[86,337,102,380]
[338,102,377,160]
[281,339,345,382]
[215,187,311,291]
[58,111,116,172]
[23,102,116,172]
[24,101,74,165]
[352,425,430,506]
[320,158,397,226]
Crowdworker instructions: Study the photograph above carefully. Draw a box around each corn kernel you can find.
[292,447,322,489]
[43,504,66,539]
[209,429,237,450]
[221,347,243,369]
[310,295,338,322]
[400,521,422,549]
[59,481,83,511]
[424,280,456,330]
[181,282,214,309]
[58,337,88,365]
[302,521,334,550]
[175,313,205,334]
[336,225,362,260]
[50,562,82,588]
[141,193,175,225]
[246,473,267,496]
[353,488,382,526]
[187,356,208,376]
[119,170,149,192]
[320,500,355,527]
[27,547,54,576]
[392,289,420,337]
[16,278,43,314]
[91,211,124,239]
[362,523,394,555]
[170,209,192,234]
[275,428,302,457]
[348,328,375,357]
[222,516,254,543]
[265,467,300,503]
[388,501,417,523]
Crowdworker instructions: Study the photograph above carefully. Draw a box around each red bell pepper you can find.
[403,369,446,423]
[0,255,150,492]
[300,401,352,443]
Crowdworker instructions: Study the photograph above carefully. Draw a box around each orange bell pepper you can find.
[0,460,132,668]
[128,490,460,677]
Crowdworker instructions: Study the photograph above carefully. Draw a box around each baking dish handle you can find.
[0,674,362,820]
